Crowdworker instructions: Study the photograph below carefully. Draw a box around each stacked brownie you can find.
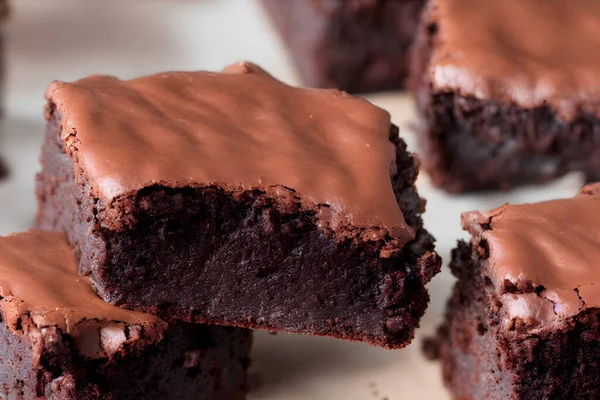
[410,0,600,192]
[427,184,600,399]
[263,0,425,92]
[0,230,250,399]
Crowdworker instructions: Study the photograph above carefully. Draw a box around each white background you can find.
[0,1,584,399]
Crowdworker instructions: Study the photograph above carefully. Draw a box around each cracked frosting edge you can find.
[462,183,600,336]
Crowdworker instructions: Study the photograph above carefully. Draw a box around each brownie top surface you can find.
[462,183,600,334]
[428,0,600,119]
[45,61,414,243]
[0,230,165,355]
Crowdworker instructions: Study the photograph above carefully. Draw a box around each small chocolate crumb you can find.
[385,316,405,334]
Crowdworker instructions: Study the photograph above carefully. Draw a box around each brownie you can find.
[409,0,600,193]
[35,62,441,349]
[262,0,425,93]
[0,230,251,400]
[426,183,600,399]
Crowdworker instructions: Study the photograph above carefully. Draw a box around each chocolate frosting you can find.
[0,231,165,358]
[428,0,600,120]
[463,183,600,335]
[45,62,414,243]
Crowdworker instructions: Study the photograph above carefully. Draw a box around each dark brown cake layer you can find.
[0,319,251,400]
[263,0,425,93]
[0,231,251,400]
[409,0,600,193]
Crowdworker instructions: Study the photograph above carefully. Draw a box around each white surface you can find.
[0,1,586,399]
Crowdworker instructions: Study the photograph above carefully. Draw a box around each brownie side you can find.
[0,314,40,398]
[430,241,600,399]
[36,109,440,349]
[427,241,516,399]
[263,0,425,93]
[409,8,600,193]
[0,311,250,400]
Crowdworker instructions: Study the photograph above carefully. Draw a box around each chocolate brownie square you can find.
[409,0,600,193]
[263,0,425,92]
[0,230,251,400]
[35,62,441,349]
[426,184,600,399]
